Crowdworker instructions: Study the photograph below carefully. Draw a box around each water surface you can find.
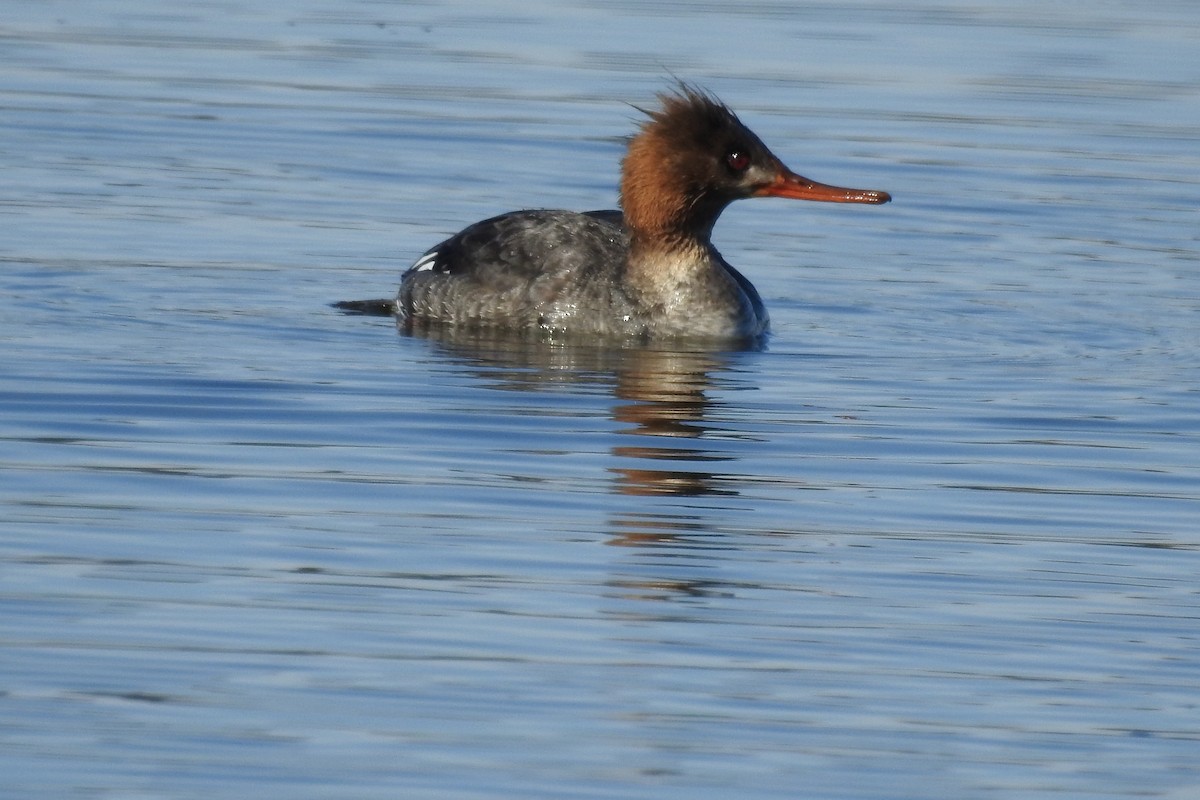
[2,2,1198,798]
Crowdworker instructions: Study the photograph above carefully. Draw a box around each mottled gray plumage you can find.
[397,208,766,341]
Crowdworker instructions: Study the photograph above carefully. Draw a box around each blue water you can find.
[2,2,1198,798]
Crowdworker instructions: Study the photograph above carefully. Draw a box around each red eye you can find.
[726,150,750,172]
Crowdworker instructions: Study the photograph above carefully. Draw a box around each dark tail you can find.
[332,299,397,316]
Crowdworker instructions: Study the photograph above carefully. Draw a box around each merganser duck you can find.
[389,86,890,343]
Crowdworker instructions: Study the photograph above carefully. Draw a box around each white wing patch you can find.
[411,250,439,272]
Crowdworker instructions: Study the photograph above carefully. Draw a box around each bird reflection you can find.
[604,346,743,501]
[394,325,759,551]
